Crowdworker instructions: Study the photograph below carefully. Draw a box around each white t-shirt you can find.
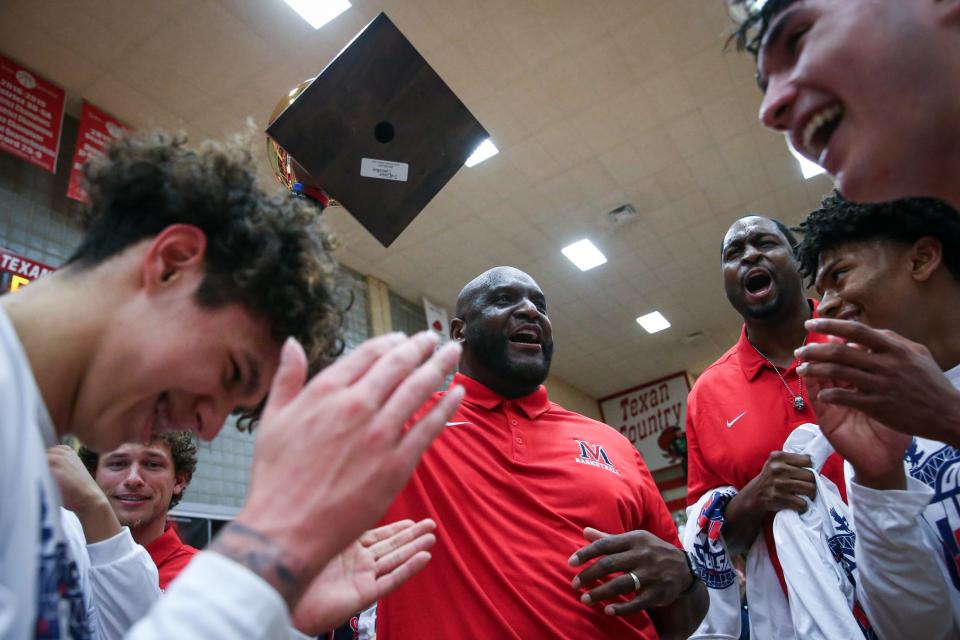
[0,308,92,638]
[849,364,960,640]
[61,508,161,640]
[0,308,292,639]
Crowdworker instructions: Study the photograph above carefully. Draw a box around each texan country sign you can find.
[599,371,691,473]
[0,247,55,292]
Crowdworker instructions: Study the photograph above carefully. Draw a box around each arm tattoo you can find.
[210,522,310,610]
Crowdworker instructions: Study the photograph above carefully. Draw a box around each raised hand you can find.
[292,519,436,635]
[797,318,960,447]
[213,332,463,610]
[46,444,121,543]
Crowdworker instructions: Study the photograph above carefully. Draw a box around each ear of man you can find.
[173,472,189,498]
[141,225,208,293]
[908,236,944,284]
[449,318,465,342]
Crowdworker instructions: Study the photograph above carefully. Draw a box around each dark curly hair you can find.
[795,193,960,286]
[67,130,344,429]
[78,431,199,510]
[726,0,799,57]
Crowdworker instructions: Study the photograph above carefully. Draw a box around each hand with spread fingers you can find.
[568,528,695,617]
[292,519,437,635]
[796,318,960,448]
[214,331,464,612]
[804,363,911,490]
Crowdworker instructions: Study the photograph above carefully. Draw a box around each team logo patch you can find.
[691,489,737,590]
[575,441,620,476]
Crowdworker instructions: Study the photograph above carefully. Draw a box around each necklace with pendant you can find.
[749,336,807,411]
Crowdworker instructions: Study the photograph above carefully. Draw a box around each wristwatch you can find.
[679,550,701,596]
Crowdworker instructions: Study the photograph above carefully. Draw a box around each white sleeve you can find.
[850,476,956,640]
[127,551,291,639]
[87,527,161,639]
[773,508,863,639]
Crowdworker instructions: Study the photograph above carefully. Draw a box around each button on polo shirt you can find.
[378,373,680,639]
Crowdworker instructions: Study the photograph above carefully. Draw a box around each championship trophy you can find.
[267,78,332,210]
[266,13,490,247]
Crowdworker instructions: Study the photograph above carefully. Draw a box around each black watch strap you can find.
[679,551,701,596]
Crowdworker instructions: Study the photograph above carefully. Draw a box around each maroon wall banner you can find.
[67,101,132,202]
[0,247,55,293]
[599,371,691,473]
[0,54,65,173]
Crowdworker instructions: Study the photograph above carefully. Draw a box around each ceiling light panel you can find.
[465,138,498,167]
[283,0,351,29]
[561,239,607,271]
[636,311,671,334]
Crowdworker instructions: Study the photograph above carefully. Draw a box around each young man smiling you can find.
[729,0,960,210]
[0,131,463,638]
[79,433,200,591]
[793,194,960,638]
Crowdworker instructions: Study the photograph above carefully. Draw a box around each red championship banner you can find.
[599,371,691,473]
[0,54,65,173]
[0,247,55,293]
[67,101,132,202]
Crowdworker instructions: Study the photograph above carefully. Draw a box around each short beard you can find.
[463,324,554,389]
[741,294,783,319]
[118,514,149,529]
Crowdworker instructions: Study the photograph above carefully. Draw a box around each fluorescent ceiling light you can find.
[636,311,671,334]
[787,139,826,179]
[283,0,351,29]
[465,138,498,167]
[561,239,607,271]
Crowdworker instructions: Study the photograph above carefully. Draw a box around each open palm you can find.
[807,376,910,475]
[292,519,436,635]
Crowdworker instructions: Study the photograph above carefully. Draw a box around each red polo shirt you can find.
[377,373,680,639]
[686,304,845,589]
[146,524,199,591]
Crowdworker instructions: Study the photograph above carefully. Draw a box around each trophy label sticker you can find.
[360,158,409,182]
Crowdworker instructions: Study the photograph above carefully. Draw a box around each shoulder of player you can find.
[688,346,741,400]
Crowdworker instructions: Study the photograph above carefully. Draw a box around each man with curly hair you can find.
[727,0,960,210]
[78,434,200,591]
[0,131,463,638]
[792,194,960,638]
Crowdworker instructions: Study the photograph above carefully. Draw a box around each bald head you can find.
[451,266,553,398]
[455,266,539,318]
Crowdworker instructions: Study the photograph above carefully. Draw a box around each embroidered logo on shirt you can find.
[575,441,620,476]
[725,411,747,428]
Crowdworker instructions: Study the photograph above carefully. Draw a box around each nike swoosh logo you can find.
[726,412,747,428]
[445,421,472,427]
